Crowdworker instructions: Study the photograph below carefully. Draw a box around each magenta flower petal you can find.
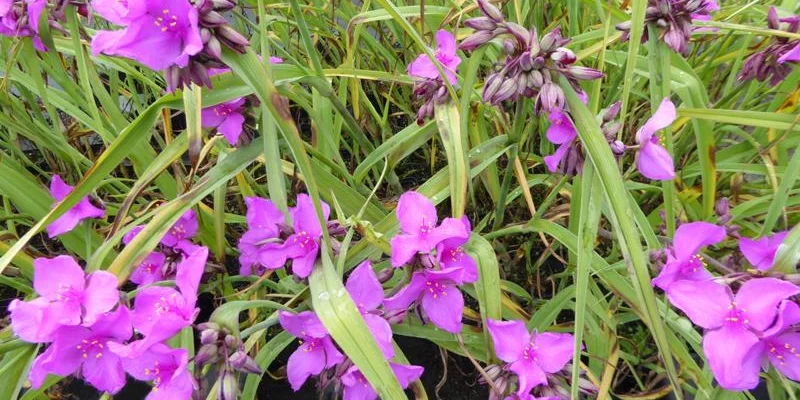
[345,261,384,311]
[733,277,800,331]
[651,256,713,290]
[33,255,85,300]
[637,140,675,180]
[509,359,548,396]
[363,313,395,359]
[287,336,343,391]
[702,326,761,390]
[278,311,328,339]
[217,112,245,145]
[672,222,727,261]
[91,0,131,24]
[116,343,194,399]
[291,193,330,237]
[396,191,439,235]
[28,336,85,389]
[130,252,166,285]
[486,319,531,363]
[768,333,800,380]
[764,301,800,338]
[9,298,57,343]
[665,280,730,329]
[437,243,478,283]
[244,197,284,238]
[636,98,676,144]
[778,43,800,64]
[82,271,120,325]
[408,30,461,84]
[421,278,464,333]
[130,287,194,350]
[407,54,437,80]
[391,363,424,387]
[291,249,319,278]
[531,332,575,373]
[544,142,572,173]
[342,363,423,400]
[739,231,789,271]
[47,175,105,237]
[174,245,208,305]
[383,272,427,312]
[545,110,577,144]
[162,209,198,247]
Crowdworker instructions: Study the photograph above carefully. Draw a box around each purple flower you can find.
[543,109,580,174]
[202,97,247,145]
[91,0,203,71]
[9,256,119,342]
[384,267,465,333]
[0,0,47,50]
[746,301,800,384]
[616,0,717,54]
[112,343,195,399]
[238,196,285,276]
[666,278,799,390]
[651,221,726,290]
[408,30,461,85]
[273,194,330,278]
[278,310,345,391]
[341,363,423,400]
[435,216,478,283]
[635,98,676,181]
[28,307,132,394]
[345,261,394,358]
[739,231,789,272]
[486,319,575,397]
[47,175,105,238]
[738,8,800,84]
[162,209,198,247]
[130,251,167,285]
[390,191,469,267]
[129,246,207,352]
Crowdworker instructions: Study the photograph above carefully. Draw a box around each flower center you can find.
[300,338,322,353]
[213,105,233,116]
[521,342,539,362]
[169,224,186,238]
[418,219,435,236]
[75,337,106,360]
[153,9,180,34]
[442,247,464,265]
[723,302,749,326]
[682,254,706,275]
[55,282,81,302]
[293,231,313,249]
[425,280,447,299]
[768,341,800,366]
[144,361,175,390]
[152,293,181,318]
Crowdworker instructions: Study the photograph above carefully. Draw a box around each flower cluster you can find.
[407,29,462,124]
[278,261,424,399]
[616,0,719,54]
[460,0,602,113]
[0,0,47,50]
[653,220,800,390]
[738,7,800,85]
[383,191,475,333]
[8,247,209,398]
[238,193,347,278]
[91,0,249,91]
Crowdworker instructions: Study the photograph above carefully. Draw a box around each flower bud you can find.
[602,121,622,138]
[482,73,503,103]
[219,369,238,400]
[213,0,237,11]
[518,51,533,71]
[528,70,544,88]
[477,0,505,23]
[551,47,577,64]
[715,197,729,217]
[224,334,242,349]
[610,140,626,156]
[459,30,493,51]
[602,101,622,122]
[464,17,497,31]
[384,309,407,325]
[539,28,562,51]
[206,36,223,59]
[505,23,529,46]
[502,39,516,55]
[537,82,565,112]
[201,329,220,345]
[568,66,604,80]
[229,351,263,375]
[491,78,517,104]
[201,11,229,27]
[217,25,250,49]
[195,344,220,366]
[376,267,395,283]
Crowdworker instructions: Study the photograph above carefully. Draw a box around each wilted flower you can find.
[486,319,576,397]
[278,310,345,391]
[739,231,789,271]
[28,307,132,394]
[128,246,208,352]
[9,256,119,342]
[651,221,726,290]
[384,267,465,333]
[635,98,676,181]
[112,343,196,399]
[461,1,602,112]
[738,7,800,84]
[345,261,394,358]
[665,278,799,390]
[408,30,461,124]
[47,175,105,238]
[0,0,47,50]
[341,363,424,400]
[616,0,718,54]
[390,191,469,267]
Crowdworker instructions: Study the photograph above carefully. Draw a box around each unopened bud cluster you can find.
[461,0,602,113]
[196,322,262,400]
[616,0,717,55]
[738,7,800,85]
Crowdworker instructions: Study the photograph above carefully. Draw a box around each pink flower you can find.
[238,196,286,276]
[384,267,465,333]
[635,98,676,181]
[740,231,790,271]
[435,216,478,283]
[278,310,345,391]
[201,98,246,145]
[112,343,195,399]
[341,363,423,400]
[345,261,394,358]
[408,30,461,85]
[542,109,579,174]
[47,175,105,238]
[651,221,726,290]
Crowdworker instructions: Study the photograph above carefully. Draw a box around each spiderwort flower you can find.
[341,363,424,400]
[435,216,478,283]
[666,278,799,390]
[201,98,247,145]
[278,310,345,391]
[113,343,195,400]
[238,196,286,276]
[739,231,790,272]
[390,191,469,267]
[274,194,330,278]
[408,30,461,85]
[162,209,199,247]
[47,175,105,238]
[130,252,167,286]
[487,319,575,397]
[91,0,131,24]
[9,255,119,343]
[345,261,394,358]
[543,109,580,175]
[0,0,47,50]
[745,301,800,384]
[28,307,132,394]
[91,0,203,71]
[635,98,676,181]
[651,221,726,290]
[384,267,465,333]
[129,246,208,352]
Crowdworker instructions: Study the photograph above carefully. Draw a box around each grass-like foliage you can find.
[0,0,799,399]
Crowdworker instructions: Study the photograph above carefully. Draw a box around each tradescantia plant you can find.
[0,0,799,399]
